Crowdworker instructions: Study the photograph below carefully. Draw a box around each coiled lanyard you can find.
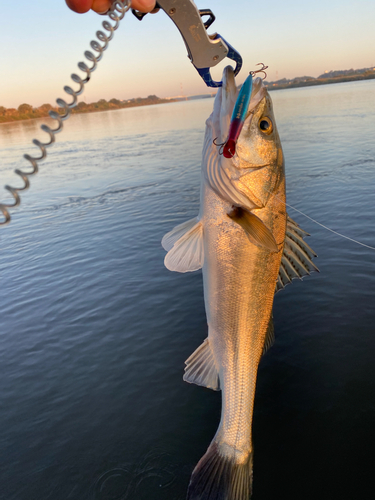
[0,0,242,226]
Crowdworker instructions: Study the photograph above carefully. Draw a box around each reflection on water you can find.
[1,80,375,500]
[0,98,212,150]
[92,450,181,500]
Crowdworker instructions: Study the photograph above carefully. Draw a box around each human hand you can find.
[66,0,157,15]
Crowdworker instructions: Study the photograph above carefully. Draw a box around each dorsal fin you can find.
[276,215,319,293]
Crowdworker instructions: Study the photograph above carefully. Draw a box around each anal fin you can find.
[183,338,220,391]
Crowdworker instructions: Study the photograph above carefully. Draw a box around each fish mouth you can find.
[212,66,239,143]
[222,66,266,110]
[222,66,237,97]
[221,66,239,119]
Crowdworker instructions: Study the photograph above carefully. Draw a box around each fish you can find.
[162,66,318,500]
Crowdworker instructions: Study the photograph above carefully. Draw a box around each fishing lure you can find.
[222,72,253,158]
[216,63,268,159]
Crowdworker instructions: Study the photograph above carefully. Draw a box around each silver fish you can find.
[162,66,318,500]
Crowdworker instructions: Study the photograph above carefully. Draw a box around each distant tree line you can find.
[265,66,375,91]
[0,95,173,124]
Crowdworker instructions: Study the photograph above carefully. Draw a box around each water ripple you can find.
[93,451,179,500]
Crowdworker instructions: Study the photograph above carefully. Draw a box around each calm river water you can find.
[1,80,375,500]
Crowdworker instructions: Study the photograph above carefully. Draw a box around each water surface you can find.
[1,80,375,500]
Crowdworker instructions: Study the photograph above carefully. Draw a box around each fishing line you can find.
[260,176,375,250]
[282,198,375,251]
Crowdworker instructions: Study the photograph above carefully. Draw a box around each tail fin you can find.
[187,442,253,500]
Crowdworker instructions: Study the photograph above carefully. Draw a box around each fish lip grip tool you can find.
[132,0,242,87]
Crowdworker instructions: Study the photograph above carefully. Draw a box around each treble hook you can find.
[250,63,268,80]
[213,137,225,155]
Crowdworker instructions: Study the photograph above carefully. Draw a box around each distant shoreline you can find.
[266,72,375,92]
[0,96,176,126]
[1,71,374,126]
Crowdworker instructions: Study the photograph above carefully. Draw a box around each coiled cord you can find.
[0,0,130,226]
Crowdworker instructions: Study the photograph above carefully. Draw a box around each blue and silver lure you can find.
[223,73,253,158]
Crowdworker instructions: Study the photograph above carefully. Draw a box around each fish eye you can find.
[258,117,273,135]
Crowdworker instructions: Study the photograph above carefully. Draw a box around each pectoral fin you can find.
[275,215,320,293]
[228,207,278,253]
[183,338,220,391]
[163,219,204,273]
[162,217,198,252]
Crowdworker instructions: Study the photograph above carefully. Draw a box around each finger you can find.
[131,0,156,13]
[65,0,93,14]
[91,0,112,14]
[92,0,157,14]
[66,0,157,15]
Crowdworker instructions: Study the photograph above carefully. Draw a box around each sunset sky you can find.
[1,0,375,108]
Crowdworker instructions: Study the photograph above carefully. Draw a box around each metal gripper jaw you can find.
[132,0,242,87]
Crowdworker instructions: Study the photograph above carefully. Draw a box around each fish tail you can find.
[187,442,253,500]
